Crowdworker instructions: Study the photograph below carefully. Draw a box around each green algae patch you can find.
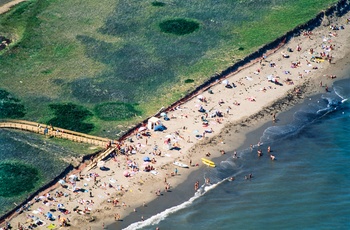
[94,102,142,121]
[0,161,40,197]
[0,89,26,119]
[47,103,94,133]
[159,19,200,35]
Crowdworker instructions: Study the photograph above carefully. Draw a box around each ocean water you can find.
[125,77,350,230]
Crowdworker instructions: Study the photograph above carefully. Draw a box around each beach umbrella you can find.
[138,126,146,132]
[46,212,53,219]
[57,203,64,208]
[69,174,77,180]
[47,223,56,229]
[123,171,130,177]
[58,179,65,185]
[160,112,167,117]
[197,95,203,100]
[97,161,105,168]
[222,79,229,85]
[143,156,150,162]
[267,75,273,81]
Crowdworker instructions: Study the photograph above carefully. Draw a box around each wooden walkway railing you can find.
[0,119,110,147]
[85,147,118,171]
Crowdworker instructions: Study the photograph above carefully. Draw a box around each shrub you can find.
[184,79,194,83]
[151,1,165,7]
[159,19,200,35]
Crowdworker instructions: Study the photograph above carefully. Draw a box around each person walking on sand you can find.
[272,113,276,123]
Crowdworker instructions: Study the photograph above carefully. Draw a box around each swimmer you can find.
[206,178,210,185]
[228,177,235,182]
[233,151,237,158]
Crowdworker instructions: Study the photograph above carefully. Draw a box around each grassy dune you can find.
[0,0,336,137]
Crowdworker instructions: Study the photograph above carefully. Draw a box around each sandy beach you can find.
[0,0,25,14]
[1,6,350,230]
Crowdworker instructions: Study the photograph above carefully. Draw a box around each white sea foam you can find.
[123,178,226,230]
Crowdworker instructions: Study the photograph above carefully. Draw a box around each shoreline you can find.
[1,4,350,230]
[99,9,350,229]
[116,53,350,230]
[116,68,350,230]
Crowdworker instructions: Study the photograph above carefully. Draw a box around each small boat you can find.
[173,161,189,168]
[201,158,215,167]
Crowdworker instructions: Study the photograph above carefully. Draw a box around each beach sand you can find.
[0,0,25,14]
[2,9,350,230]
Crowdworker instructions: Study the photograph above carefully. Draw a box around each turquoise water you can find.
[125,77,350,229]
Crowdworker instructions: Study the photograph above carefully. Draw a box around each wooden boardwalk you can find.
[0,119,111,147]
[0,119,119,170]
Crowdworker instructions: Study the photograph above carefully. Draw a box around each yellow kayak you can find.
[201,158,216,167]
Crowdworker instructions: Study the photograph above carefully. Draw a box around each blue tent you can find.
[143,157,150,162]
[154,125,166,131]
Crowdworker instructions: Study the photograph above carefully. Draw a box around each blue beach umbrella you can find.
[46,212,53,219]
[143,156,150,162]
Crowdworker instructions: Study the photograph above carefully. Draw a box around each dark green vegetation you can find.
[0,0,337,137]
[48,103,94,133]
[151,1,165,7]
[0,89,25,118]
[94,102,142,121]
[184,79,194,84]
[159,19,200,35]
[0,161,40,197]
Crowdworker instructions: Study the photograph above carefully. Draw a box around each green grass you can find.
[94,102,142,121]
[0,0,337,138]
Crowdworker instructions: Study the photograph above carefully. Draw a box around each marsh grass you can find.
[0,160,40,197]
[94,102,142,121]
[0,0,336,137]
[47,103,94,133]
[151,1,165,7]
[0,89,26,118]
[159,18,200,35]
